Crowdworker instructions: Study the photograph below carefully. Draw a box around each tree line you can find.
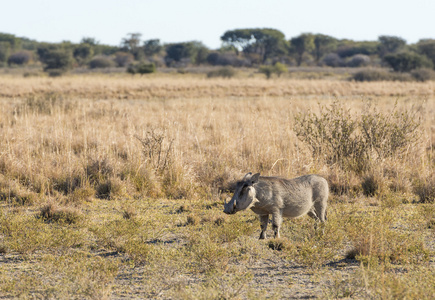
[1,29,435,77]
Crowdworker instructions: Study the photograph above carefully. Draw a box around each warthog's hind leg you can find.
[271,213,282,239]
[259,215,269,239]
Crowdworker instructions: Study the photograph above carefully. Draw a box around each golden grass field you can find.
[0,73,434,299]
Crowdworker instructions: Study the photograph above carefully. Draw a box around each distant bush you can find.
[0,41,10,64]
[258,62,288,79]
[114,52,134,67]
[351,69,411,82]
[206,52,250,67]
[73,43,93,66]
[89,56,115,69]
[37,46,73,75]
[47,69,65,77]
[322,53,343,67]
[127,62,156,75]
[347,54,370,67]
[206,66,236,78]
[8,51,32,66]
[273,62,288,77]
[384,51,433,72]
[410,68,435,82]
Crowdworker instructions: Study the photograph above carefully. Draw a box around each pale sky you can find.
[2,0,434,48]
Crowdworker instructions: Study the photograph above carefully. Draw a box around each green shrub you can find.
[37,46,73,74]
[258,62,287,79]
[127,62,156,75]
[352,69,409,82]
[206,66,236,78]
[89,56,115,69]
[384,51,433,72]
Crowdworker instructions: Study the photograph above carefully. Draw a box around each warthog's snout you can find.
[223,197,236,214]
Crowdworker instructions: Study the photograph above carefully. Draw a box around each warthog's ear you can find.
[242,172,252,181]
[250,173,260,185]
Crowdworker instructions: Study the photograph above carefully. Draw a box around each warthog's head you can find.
[224,172,260,214]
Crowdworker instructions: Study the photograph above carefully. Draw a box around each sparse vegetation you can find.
[0,75,434,298]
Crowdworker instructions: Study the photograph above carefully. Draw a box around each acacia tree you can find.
[290,33,314,66]
[121,33,143,60]
[377,35,406,57]
[221,28,287,63]
[164,41,208,66]
[416,39,435,68]
[37,44,73,75]
[143,39,163,57]
[313,34,337,63]
[384,51,433,72]
[73,43,94,66]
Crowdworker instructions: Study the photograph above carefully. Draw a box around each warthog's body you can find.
[223,173,328,239]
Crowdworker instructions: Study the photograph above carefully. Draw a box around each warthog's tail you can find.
[325,209,327,221]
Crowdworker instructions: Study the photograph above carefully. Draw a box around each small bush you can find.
[96,178,127,200]
[295,101,421,174]
[8,51,32,66]
[384,51,433,72]
[68,185,95,204]
[186,214,200,225]
[411,68,435,82]
[114,51,134,67]
[258,63,287,79]
[89,56,115,69]
[122,207,137,220]
[47,69,66,77]
[0,179,38,206]
[39,203,83,225]
[361,173,381,197]
[352,69,396,82]
[413,175,435,203]
[322,53,344,67]
[206,66,236,78]
[347,54,370,67]
[127,62,156,75]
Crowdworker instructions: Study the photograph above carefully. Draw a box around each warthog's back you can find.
[252,174,328,218]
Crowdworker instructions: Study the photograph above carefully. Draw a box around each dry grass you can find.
[0,73,434,298]
[0,73,434,100]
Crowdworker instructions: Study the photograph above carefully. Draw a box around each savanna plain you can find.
[0,72,434,299]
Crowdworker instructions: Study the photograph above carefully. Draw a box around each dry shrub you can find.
[96,177,127,200]
[413,173,435,203]
[39,202,83,225]
[0,178,39,206]
[327,169,361,197]
[186,214,200,226]
[68,185,95,204]
[86,158,114,185]
[122,206,137,220]
[268,238,293,251]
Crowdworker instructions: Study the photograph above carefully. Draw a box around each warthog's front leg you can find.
[271,212,282,239]
[259,215,269,239]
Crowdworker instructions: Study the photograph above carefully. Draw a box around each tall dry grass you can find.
[1,74,434,299]
[0,74,434,100]
[0,74,434,205]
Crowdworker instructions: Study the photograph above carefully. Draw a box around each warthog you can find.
[223,173,328,239]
